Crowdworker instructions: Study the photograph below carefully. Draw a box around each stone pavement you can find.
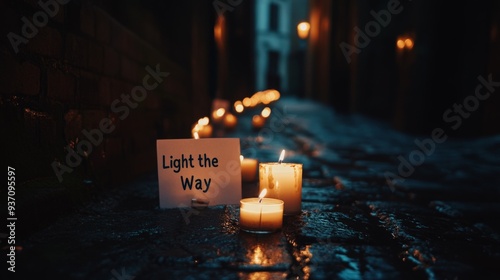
[6,98,500,279]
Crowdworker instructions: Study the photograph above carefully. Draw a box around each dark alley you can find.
[1,0,500,279]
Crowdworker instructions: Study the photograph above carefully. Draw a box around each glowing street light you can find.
[297,21,310,39]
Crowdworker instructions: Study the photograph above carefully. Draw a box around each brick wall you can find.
[0,0,202,189]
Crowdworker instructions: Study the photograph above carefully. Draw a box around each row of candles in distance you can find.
[190,90,294,234]
[191,89,280,138]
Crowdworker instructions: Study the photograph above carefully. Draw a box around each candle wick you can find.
[258,197,263,203]
[259,205,262,228]
[278,149,285,164]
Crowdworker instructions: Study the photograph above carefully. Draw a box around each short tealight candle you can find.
[239,189,283,233]
[240,155,258,182]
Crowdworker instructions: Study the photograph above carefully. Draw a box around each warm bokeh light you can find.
[252,115,265,129]
[268,90,280,101]
[261,107,271,118]
[198,116,209,126]
[397,36,414,51]
[223,113,237,129]
[396,39,405,49]
[212,108,226,120]
[234,101,244,113]
[215,108,225,117]
[232,90,282,112]
[214,16,224,49]
[192,117,213,138]
[242,97,252,107]
[404,38,414,49]
[297,21,310,39]
[250,95,260,107]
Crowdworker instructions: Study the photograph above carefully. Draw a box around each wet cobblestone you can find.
[9,98,500,279]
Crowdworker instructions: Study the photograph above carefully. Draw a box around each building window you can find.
[266,50,280,89]
[269,3,279,32]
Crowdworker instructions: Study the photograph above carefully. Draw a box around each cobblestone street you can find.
[9,98,500,279]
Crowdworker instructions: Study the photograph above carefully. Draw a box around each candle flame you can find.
[261,107,271,118]
[216,108,225,117]
[240,155,244,162]
[243,97,252,107]
[297,21,310,39]
[404,38,414,50]
[396,38,405,49]
[258,189,267,203]
[198,116,209,126]
[234,101,244,113]
[278,149,285,163]
[193,131,199,139]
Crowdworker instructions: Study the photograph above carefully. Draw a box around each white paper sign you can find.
[156,138,242,209]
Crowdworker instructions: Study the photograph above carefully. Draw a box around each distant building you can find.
[254,0,309,95]
[255,0,291,93]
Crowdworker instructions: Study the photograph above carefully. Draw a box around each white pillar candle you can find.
[258,150,302,215]
[239,196,283,233]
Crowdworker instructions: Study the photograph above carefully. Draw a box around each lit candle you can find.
[239,189,284,233]
[234,101,244,113]
[192,124,212,138]
[223,113,238,130]
[259,150,302,215]
[200,124,212,137]
[297,21,310,39]
[396,35,414,54]
[192,117,212,138]
[252,115,266,129]
[240,155,258,182]
[261,107,271,118]
[193,131,199,139]
[212,108,225,123]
